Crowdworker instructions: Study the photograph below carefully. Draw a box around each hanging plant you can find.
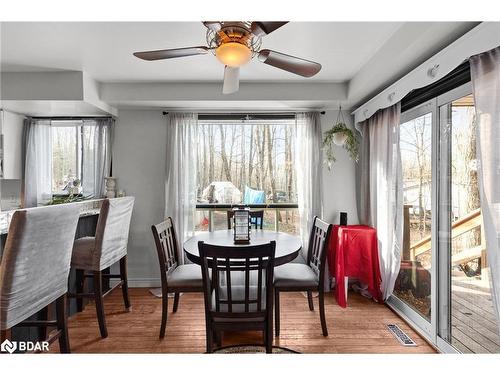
[323,108,359,170]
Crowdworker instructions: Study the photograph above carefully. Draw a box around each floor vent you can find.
[387,324,417,346]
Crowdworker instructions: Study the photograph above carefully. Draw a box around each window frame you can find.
[195,115,299,233]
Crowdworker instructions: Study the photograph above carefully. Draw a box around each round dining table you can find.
[183,230,302,266]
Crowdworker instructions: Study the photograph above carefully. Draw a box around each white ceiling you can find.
[0,21,480,113]
[1,22,403,82]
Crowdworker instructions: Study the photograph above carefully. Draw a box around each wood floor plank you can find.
[48,288,435,354]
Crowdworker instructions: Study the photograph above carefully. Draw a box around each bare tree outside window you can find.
[195,119,298,233]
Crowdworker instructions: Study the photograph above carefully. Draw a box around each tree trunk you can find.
[239,125,246,192]
[255,126,266,190]
[208,126,214,184]
[266,126,276,203]
[248,126,254,187]
[219,124,232,181]
[285,126,294,202]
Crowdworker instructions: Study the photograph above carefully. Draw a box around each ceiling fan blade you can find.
[202,21,222,32]
[257,49,321,77]
[133,46,208,61]
[251,22,288,37]
[223,66,240,95]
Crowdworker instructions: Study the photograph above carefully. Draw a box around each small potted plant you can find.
[323,110,359,170]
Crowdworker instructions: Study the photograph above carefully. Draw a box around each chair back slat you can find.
[244,259,250,312]
[225,258,232,313]
[307,217,333,282]
[213,257,220,312]
[257,257,263,311]
[151,217,180,281]
[198,241,275,319]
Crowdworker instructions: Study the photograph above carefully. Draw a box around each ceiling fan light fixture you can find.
[215,42,252,68]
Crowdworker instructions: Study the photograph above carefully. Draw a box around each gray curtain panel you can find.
[164,113,198,264]
[356,124,371,226]
[294,112,324,262]
[470,45,500,330]
[82,118,114,198]
[22,119,52,208]
[356,103,403,300]
[0,204,80,330]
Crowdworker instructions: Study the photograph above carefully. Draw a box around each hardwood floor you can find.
[49,288,435,354]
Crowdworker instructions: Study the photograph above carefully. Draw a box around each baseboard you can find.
[127,278,161,288]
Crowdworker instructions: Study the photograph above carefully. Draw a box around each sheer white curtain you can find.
[470,46,500,329]
[356,103,403,300]
[165,113,198,263]
[82,118,114,198]
[22,119,52,207]
[294,112,324,261]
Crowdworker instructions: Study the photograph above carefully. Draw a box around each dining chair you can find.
[198,240,276,353]
[69,197,135,338]
[0,204,80,353]
[226,210,264,230]
[151,217,205,339]
[274,216,332,337]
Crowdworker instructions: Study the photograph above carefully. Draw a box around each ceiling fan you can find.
[133,21,322,94]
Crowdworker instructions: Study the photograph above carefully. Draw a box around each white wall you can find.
[114,109,359,287]
[321,110,359,226]
[112,110,166,286]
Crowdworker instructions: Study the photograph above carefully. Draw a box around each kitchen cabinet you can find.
[0,109,25,180]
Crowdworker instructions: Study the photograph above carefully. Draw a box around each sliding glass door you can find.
[390,101,436,339]
[388,83,500,353]
[437,86,500,353]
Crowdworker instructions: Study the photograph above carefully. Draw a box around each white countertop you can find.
[0,199,104,235]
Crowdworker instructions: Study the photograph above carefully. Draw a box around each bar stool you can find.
[0,204,80,353]
[69,197,135,338]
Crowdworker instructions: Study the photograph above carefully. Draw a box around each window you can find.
[50,119,111,198]
[195,117,299,234]
[51,122,82,194]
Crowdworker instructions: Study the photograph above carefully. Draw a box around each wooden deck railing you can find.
[405,208,486,267]
[195,203,299,232]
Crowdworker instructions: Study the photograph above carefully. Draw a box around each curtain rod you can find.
[29,116,113,120]
[161,111,326,116]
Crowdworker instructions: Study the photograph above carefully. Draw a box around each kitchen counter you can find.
[0,198,104,236]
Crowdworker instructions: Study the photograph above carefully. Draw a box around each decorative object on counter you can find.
[104,177,117,198]
[117,190,126,197]
[62,177,82,196]
[67,178,82,195]
[233,207,251,244]
[323,107,359,170]
[340,212,348,226]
